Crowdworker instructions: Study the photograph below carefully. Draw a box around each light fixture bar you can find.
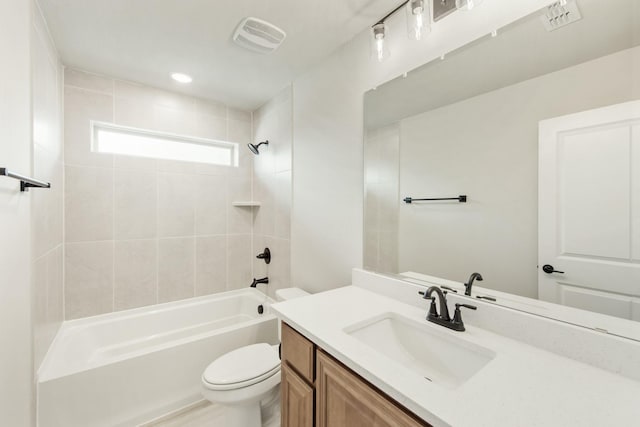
[375,0,410,25]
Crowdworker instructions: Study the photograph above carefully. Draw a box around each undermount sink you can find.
[344,312,496,388]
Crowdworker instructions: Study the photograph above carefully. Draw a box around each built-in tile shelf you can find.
[231,201,261,207]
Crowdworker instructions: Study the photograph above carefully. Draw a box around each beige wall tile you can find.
[228,118,252,143]
[195,99,227,119]
[158,173,195,237]
[114,96,156,130]
[65,241,114,319]
[65,165,113,242]
[47,245,64,326]
[114,169,157,240]
[228,108,251,123]
[195,236,227,296]
[158,238,195,302]
[114,240,157,310]
[153,105,196,136]
[229,146,253,178]
[228,176,253,234]
[274,171,291,240]
[194,114,227,141]
[195,175,227,235]
[154,89,196,112]
[64,68,113,94]
[64,86,113,167]
[114,80,157,104]
[32,256,48,366]
[114,153,157,172]
[252,175,275,237]
[227,235,252,291]
[59,70,259,319]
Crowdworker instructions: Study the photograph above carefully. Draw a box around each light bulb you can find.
[406,0,430,41]
[371,23,389,62]
[376,38,385,61]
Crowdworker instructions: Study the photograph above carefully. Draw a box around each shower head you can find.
[248,140,268,155]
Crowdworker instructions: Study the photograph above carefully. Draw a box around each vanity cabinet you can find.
[281,322,430,427]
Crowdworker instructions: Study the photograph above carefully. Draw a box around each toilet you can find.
[201,287,309,427]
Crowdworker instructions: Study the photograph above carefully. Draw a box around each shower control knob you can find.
[256,248,271,264]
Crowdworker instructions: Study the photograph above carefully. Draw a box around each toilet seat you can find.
[202,343,280,391]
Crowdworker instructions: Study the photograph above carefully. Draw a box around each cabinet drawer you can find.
[281,323,315,384]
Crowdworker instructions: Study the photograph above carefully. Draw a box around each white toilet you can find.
[201,287,309,427]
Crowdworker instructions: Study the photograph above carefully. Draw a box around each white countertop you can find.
[272,285,640,427]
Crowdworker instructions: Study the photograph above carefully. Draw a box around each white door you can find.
[539,100,640,321]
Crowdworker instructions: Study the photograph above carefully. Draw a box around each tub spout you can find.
[250,277,269,288]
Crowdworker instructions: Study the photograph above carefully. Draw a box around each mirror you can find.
[363,0,640,332]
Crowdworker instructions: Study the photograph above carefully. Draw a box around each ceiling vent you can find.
[540,0,582,32]
[233,17,286,54]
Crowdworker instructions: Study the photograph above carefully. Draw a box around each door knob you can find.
[542,264,564,274]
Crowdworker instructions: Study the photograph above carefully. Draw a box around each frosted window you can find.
[92,122,238,167]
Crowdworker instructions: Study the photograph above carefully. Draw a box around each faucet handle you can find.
[451,303,477,331]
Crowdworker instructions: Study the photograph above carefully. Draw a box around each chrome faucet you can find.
[419,286,477,332]
[464,272,483,296]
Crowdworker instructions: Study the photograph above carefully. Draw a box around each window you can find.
[91,122,239,167]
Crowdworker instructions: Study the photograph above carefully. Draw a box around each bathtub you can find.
[37,288,278,427]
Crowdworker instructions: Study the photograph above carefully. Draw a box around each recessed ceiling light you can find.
[171,73,192,83]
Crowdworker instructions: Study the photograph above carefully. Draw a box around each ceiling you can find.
[365,0,640,128]
[38,0,399,110]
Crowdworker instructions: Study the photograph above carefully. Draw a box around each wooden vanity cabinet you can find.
[281,322,430,427]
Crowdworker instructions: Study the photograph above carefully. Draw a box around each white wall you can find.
[398,46,640,298]
[291,0,550,293]
[0,0,33,425]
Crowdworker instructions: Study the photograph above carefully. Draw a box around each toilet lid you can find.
[203,343,280,390]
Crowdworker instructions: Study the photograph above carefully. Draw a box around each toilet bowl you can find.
[201,287,309,427]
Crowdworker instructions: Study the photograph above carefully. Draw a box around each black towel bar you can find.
[403,195,467,204]
[0,168,51,192]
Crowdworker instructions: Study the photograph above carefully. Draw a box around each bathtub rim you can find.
[38,288,274,382]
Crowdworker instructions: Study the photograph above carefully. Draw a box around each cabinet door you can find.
[281,362,314,427]
[316,350,429,427]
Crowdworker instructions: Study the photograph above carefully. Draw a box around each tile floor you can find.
[142,399,280,427]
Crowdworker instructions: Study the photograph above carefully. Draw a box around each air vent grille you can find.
[233,17,286,54]
[540,0,582,32]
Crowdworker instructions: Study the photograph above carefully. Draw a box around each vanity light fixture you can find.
[371,0,482,62]
[171,72,193,83]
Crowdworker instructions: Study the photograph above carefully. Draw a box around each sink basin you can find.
[344,312,496,388]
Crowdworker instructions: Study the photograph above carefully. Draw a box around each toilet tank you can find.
[274,288,309,340]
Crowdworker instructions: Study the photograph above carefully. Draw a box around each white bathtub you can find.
[37,288,278,427]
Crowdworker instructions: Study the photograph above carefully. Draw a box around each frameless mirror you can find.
[364,0,640,336]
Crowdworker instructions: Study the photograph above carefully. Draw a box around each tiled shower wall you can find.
[252,87,293,299]
[63,68,255,319]
[32,4,63,368]
[364,124,400,273]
